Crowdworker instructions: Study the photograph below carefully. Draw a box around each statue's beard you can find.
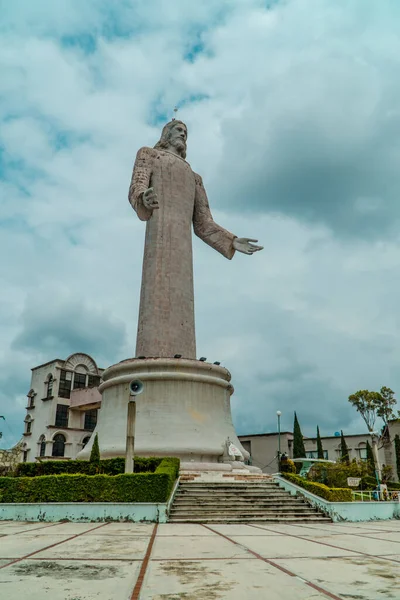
[169,138,186,158]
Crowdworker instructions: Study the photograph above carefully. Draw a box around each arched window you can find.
[52,434,66,457]
[24,415,33,434]
[39,435,46,457]
[82,436,91,448]
[46,375,54,399]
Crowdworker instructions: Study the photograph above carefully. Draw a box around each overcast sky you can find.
[1,0,400,449]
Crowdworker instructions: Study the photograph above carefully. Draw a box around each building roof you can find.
[31,359,64,371]
[239,432,293,438]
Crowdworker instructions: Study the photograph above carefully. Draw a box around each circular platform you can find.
[77,357,251,466]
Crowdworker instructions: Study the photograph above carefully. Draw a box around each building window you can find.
[358,448,367,461]
[52,434,66,457]
[88,375,101,388]
[55,404,69,428]
[82,436,91,448]
[305,450,328,460]
[73,372,86,390]
[39,435,46,457]
[59,370,72,399]
[23,450,28,463]
[26,421,32,434]
[28,395,35,408]
[84,409,97,431]
[46,375,54,399]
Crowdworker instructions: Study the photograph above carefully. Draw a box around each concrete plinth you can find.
[77,358,250,466]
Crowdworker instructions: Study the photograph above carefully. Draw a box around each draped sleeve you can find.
[128,147,157,221]
[192,173,236,260]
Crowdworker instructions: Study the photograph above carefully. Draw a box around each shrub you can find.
[281,472,352,502]
[0,457,180,504]
[307,459,369,488]
[279,458,296,473]
[14,457,163,478]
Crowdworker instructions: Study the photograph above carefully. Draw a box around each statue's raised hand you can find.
[233,238,263,255]
[143,187,159,211]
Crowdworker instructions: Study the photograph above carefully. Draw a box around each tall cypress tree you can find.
[293,412,306,459]
[394,435,400,481]
[366,439,375,474]
[90,433,100,466]
[340,430,350,464]
[317,426,324,459]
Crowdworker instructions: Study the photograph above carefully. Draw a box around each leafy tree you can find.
[293,412,306,459]
[395,435,400,481]
[316,426,324,459]
[340,430,350,464]
[348,387,397,481]
[366,440,375,474]
[348,388,397,432]
[90,433,100,466]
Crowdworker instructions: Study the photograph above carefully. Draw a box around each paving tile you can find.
[357,531,400,543]
[152,535,252,560]
[157,523,216,536]
[0,522,52,535]
[255,523,391,538]
[16,523,104,536]
[143,558,328,599]
[35,534,149,560]
[210,524,282,536]
[0,559,140,600]
[90,522,153,536]
[275,555,400,600]
[229,534,360,558]
[0,534,73,559]
[308,533,400,556]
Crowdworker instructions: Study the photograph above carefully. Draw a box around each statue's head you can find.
[154,120,187,159]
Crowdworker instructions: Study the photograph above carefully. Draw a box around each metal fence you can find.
[352,490,400,502]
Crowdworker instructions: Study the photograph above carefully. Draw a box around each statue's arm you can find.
[193,173,236,260]
[128,147,155,221]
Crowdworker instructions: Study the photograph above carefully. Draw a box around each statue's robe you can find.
[129,146,236,358]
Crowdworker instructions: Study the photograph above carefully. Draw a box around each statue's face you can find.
[168,123,187,156]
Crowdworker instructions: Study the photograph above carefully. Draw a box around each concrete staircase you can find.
[169,480,331,523]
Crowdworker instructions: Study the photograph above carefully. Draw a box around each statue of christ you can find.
[129,120,263,359]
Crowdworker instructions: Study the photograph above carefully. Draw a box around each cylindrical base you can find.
[77,358,250,464]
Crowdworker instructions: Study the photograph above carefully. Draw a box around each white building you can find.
[23,352,103,462]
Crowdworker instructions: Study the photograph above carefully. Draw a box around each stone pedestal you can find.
[77,357,251,468]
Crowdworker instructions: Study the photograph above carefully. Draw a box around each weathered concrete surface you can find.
[0,501,168,523]
[1,520,400,599]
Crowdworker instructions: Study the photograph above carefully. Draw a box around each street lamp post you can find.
[277,410,282,468]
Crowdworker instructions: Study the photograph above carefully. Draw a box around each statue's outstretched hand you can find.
[233,238,263,255]
[143,187,159,211]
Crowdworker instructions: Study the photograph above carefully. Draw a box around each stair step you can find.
[169,516,331,523]
[168,480,330,524]
[173,501,307,507]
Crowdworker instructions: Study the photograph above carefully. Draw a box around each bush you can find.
[0,457,180,504]
[281,472,352,502]
[361,475,378,490]
[14,457,163,478]
[307,459,370,488]
[279,458,296,473]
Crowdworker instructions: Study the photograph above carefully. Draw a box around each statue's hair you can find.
[154,120,187,159]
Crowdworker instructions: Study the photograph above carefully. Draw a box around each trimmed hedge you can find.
[282,472,353,502]
[0,457,180,504]
[14,457,163,478]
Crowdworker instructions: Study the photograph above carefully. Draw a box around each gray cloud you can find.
[2,0,400,450]
[12,291,127,368]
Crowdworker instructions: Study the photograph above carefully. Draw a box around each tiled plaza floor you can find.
[1,519,400,599]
